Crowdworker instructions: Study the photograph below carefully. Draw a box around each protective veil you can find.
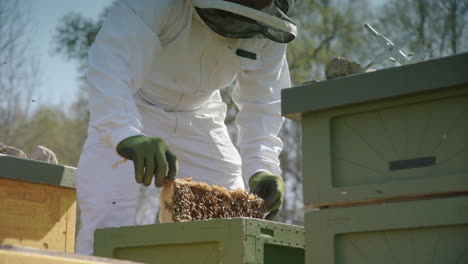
[192,0,296,43]
[76,0,291,255]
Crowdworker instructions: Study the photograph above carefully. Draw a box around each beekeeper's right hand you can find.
[116,135,178,187]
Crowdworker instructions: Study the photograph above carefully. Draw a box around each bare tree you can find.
[54,10,108,80]
[287,0,373,84]
[377,0,468,59]
[0,0,41,144]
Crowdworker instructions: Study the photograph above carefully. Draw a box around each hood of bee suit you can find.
[190,0,297,43]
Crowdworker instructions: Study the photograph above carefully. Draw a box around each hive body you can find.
[94,218,305,264]
[282,53,468,264]
[0,245,141,264]
[282,53,468,206]
[0,154,77,253]
[305,197,468,263]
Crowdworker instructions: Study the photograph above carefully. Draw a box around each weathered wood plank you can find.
[0,178,76,253]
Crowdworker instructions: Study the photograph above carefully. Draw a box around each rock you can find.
[0,142,27,159]
[325,57,364,80]
[30,145,58,164]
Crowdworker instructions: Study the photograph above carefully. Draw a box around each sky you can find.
[19,0,112,111]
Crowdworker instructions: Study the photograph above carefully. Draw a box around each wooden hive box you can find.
[0,154,77,253]
[94,218,305,264]
[281,53,468,207]
[0,245,141,264]
[305,196,468,264]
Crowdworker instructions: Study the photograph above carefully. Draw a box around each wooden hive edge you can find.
[307,190,468,209]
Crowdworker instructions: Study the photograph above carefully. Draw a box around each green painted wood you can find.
[302,86,468,206]
[0,154,76,188]
[305,196,468,264]
[94,218,304,264]
[115,242,220,264]
[264,244,304,264]
[282,53,468,119]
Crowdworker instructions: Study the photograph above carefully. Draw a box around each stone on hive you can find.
[325,57,363,80]
[30,145,58,164]
[0,142,27,159]
[159,178,266,223]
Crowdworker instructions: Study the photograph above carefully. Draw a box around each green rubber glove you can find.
[116,135,178,187]
[248,171,285,220]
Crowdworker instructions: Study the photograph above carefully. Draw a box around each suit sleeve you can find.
[233,42,291,181]
[86,1,169,150]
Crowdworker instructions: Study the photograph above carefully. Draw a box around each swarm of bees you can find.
[159,178,266,223]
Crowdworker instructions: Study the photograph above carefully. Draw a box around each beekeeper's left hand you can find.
[249,171,285,220]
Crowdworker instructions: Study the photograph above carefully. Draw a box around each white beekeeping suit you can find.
[75,0,295,255]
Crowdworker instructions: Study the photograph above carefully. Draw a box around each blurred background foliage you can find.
[1,0,467,225]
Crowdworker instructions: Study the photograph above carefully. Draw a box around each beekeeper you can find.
[76,0,296,255]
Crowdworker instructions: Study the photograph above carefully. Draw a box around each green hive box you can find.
[94,218,305,264]
[282,53,468,207]
[304,196,468,264]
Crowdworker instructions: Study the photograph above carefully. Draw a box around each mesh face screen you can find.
[194,0,296,43]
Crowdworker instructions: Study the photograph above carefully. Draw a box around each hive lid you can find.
[282,52,468,119]
[0,154,76,188]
